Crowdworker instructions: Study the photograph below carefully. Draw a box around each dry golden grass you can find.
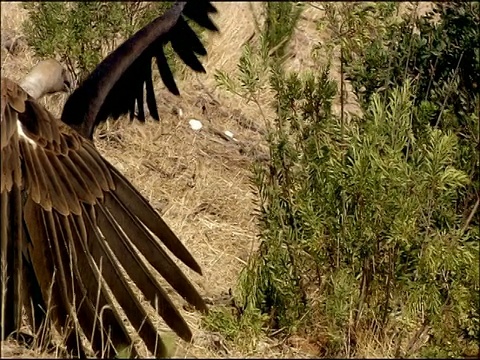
[0,1,436,358]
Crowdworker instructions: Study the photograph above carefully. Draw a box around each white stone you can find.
[189,119,203,131]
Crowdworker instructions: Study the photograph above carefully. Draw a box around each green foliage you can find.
[338,7,480,352]
[342,2,479,225]
[241,67,339,332]
[206,3,305,349]
[246,72,477,356]
[345,3,479,112]
[214,2,304,126]
[260,2,304,63]
[22,2,179,83]
[212,2,478,357]
[214,1,305,129]
[215,43,269,122]
[202,305,268,352]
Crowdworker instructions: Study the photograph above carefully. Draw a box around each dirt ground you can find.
[0,2,433,358]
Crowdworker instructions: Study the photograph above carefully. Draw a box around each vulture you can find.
[1,1,218,358]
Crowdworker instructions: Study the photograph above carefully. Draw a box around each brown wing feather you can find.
[1,77,207,357]
[1,78,26,342]
[61,0,218,139]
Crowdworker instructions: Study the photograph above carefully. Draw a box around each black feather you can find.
[61,1,218,140]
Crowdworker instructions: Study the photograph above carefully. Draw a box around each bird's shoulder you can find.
[1,77,114,215]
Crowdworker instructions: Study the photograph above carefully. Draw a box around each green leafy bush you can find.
[244,71,477,356]
[22,2,181,83]
[260,2,303,63]
[212,2,479,357]
[342,2,479,226]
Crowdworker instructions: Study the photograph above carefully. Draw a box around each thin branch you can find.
[461,196,479,234]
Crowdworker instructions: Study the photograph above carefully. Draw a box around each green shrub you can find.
[342,2,479,228]
[244,71,477,356]
[202,305,268,352]
[214,2,304,126]
[260,2,303,63]
[212,2,478,357]
[22,2,189,83]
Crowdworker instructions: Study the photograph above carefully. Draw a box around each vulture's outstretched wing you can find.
[61,0,218,139]
[0,77,207,357]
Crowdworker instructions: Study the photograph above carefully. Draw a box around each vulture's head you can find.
[20,59,73,100]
